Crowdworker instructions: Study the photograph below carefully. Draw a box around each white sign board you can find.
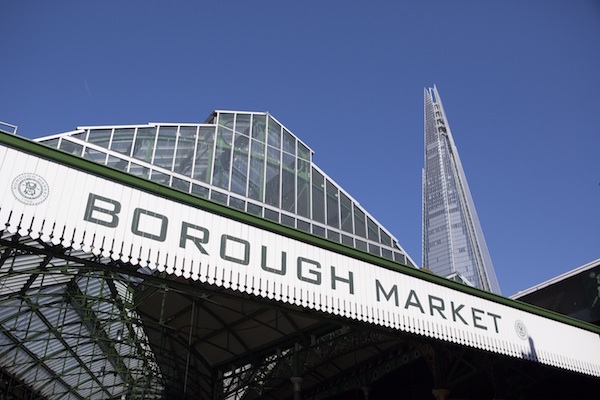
[1,143,599,377]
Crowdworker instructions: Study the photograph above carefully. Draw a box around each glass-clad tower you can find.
[36,110,416,268]
[423,87,501,294]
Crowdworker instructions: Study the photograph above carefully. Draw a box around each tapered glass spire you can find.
[422,86,501,294]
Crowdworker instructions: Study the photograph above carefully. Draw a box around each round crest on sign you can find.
[514,320,528,340]
[11,173,50,205]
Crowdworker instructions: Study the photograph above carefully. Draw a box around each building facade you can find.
[2,109,600,399]
[422,86,501,294]
[512,258,600,326]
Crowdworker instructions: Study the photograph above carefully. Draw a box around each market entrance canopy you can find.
[1,131,600,398]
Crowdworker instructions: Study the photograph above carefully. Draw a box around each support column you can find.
[291,376,303,400]
[412,341,450,400]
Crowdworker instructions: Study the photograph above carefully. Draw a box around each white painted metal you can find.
[2,143,600,377]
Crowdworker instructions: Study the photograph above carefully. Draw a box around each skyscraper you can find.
[422,86,501,294]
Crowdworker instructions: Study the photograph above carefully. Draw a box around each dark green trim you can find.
[1,131,599,334]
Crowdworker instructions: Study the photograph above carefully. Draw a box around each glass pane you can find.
[394,252,406,265]
[106,155,128,172]
[191,184,209,199]
[340,192,353,233]
[380,229,392,246]
[132,127,156,163]
[83,147,107,164]
[193,126,215,183]
[354,206,366,238]
[211,190,228,205]
[342,234,353,247]
[281,153,295,212]
[382,248,393,261]
[298,141,310,161]
[282,129,295,155]
[235,113,251,135]
[247,203,262,217]
[129,163,149,179]
[296,159,310,218]
[212,126,233,190]
[311,168,325,223]
[172,176,190,192]
[264,208,279,222]
[153,126,177,169]
[267,116,281,149]
[59,139,83,156]
[252,114,266,142]
[369,243,381,256]
[173,126,197,177]
[110,128,134,156]
[40,138,59,148]
[367,217,379,242]
[229,197,246,211]
[355,239,367,251]
[312,225,326,238]
[281,214,295,228]
[248,140,264,201]
[265,146,280,207]
[72,131,87,141]
[150,170,170,185]
[218,113,234,129]
[327,230,340,242]
[231,133,249,196]
[297,219,311,233]
[326,179,339,228]
[88,129,112,149]
[179,126,197,137]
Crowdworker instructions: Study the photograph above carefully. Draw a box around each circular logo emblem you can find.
[514,320,528,340]
[11,173,50,205]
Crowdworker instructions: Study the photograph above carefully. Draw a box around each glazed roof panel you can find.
[35,110,417,268]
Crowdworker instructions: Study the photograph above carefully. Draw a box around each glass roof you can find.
[35,111,415,268]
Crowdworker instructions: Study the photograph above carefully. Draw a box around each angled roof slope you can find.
[35,111,417,268]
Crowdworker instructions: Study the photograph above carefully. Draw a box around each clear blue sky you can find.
[1,1,599,296]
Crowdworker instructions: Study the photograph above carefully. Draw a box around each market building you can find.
[0,112,599,399]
